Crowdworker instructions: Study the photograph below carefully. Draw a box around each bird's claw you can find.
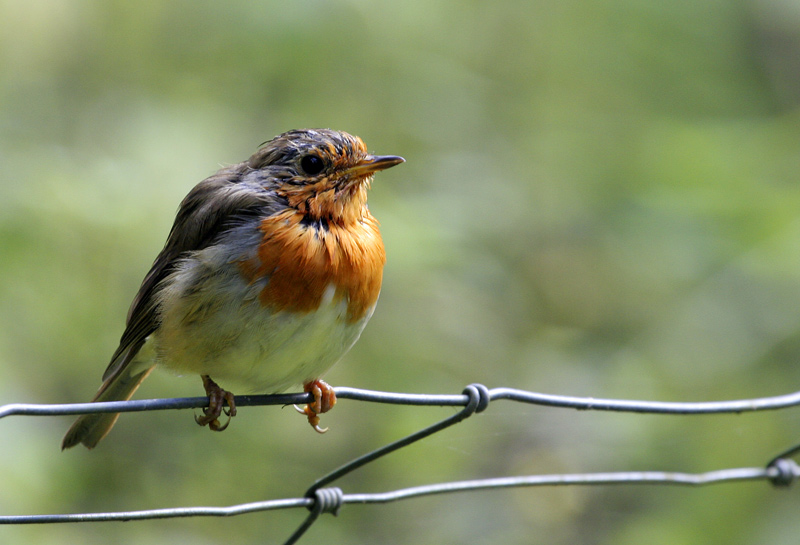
[196,375,237,432]
[297,379,336,434]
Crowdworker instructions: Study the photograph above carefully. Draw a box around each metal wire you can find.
[1,383,800,544]
[3,465,797,525]
[5,384,800,419]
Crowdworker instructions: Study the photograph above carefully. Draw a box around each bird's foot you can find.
[294,379,336,434]
[195,375,237,431]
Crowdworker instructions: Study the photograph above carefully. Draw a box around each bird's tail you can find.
[61,364,154,450]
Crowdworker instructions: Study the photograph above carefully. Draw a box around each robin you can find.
[62,129,404,449]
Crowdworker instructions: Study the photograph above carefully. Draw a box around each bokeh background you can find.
[2,0,800,543]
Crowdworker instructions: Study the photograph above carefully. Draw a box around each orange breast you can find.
[239,209,385,323]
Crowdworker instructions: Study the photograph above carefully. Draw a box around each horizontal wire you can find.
[346,465,793,504]
[3,385,800,419]
[0,498,311,524]
[3,383,800,537]
[487,387,800,414]
[2,463,795,525]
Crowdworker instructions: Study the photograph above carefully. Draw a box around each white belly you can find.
[153,247,374,394]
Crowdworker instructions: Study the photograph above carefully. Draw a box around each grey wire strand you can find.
[2,463,797,525]
[345,463,800,503]
[0,498,311,524]
[488,387,800,414]
[2,383,800,543]
[4,386,800,420]
[280,386,491,544]
[305,384,490,497]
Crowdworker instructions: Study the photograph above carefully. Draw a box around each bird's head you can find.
[247,129,404,224]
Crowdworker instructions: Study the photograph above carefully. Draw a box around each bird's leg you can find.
[294,379,336,434]
[195,375,237,432]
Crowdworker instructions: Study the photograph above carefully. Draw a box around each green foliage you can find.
[2,0,800,543]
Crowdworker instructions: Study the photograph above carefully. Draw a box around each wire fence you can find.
[2,384,800,544]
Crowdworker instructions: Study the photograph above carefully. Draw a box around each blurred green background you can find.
[2,0,800,543]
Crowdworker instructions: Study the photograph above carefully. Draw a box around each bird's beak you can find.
[345,155,405,178]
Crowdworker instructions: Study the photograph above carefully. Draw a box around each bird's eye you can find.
[299,154,325,176]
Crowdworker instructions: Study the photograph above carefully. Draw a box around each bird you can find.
[61,128,404,449]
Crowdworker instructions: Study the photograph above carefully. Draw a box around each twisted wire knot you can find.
[462,383,491,414]
[310,487,344,516]
[767,458,799,488]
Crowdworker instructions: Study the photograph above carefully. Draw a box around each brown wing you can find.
[100,163,279,383]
